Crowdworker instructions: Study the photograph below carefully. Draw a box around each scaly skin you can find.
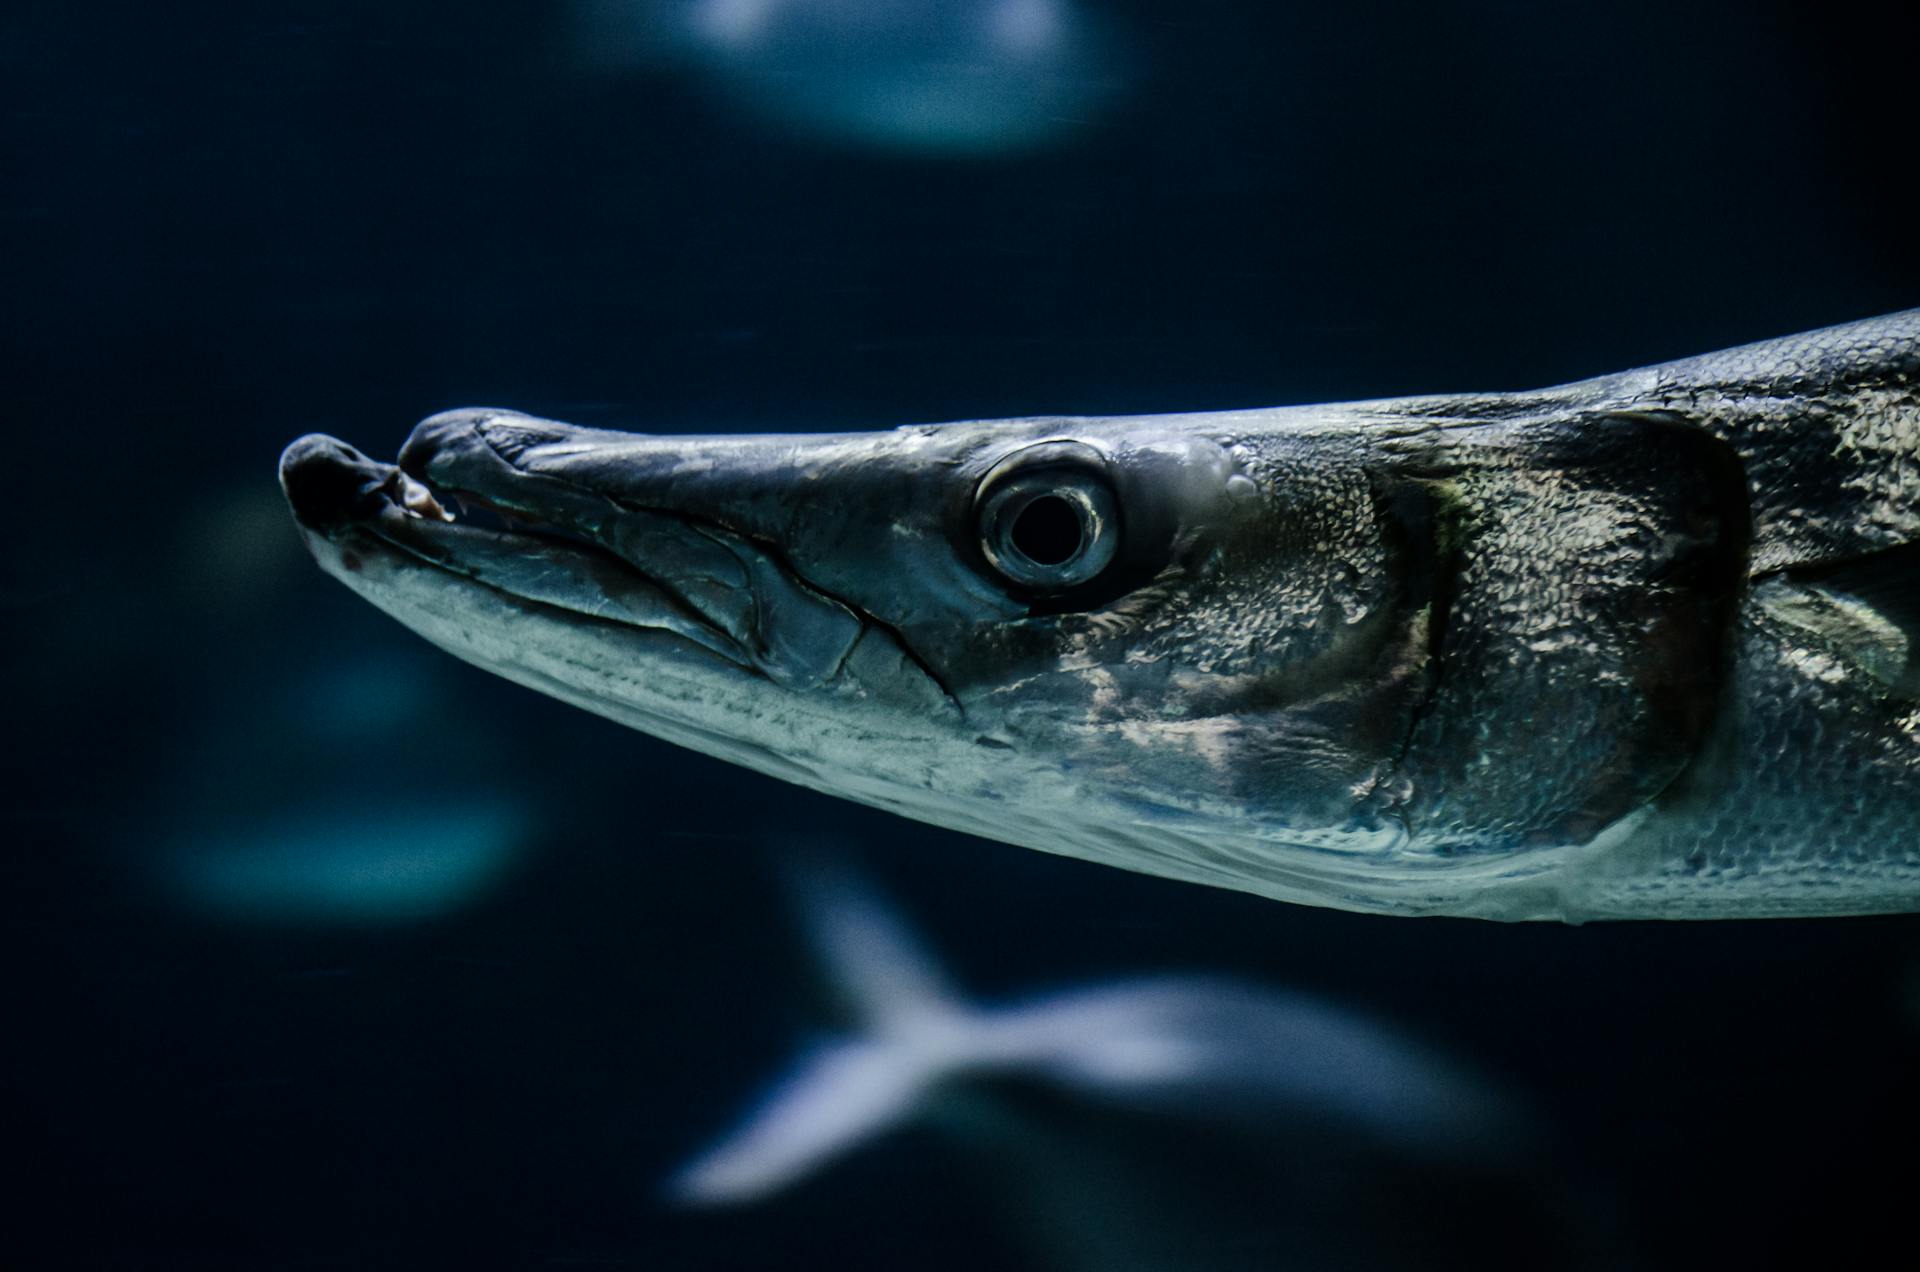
[1324,314,1920,917]
[1563,584,1920,919]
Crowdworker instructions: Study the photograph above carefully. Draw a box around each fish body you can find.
[280,312,1920,920]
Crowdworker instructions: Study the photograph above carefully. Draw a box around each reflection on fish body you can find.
[280,312,1920,920]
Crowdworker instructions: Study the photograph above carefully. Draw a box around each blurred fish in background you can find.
[160,796,530,925]
[675,857,1602,1270]
[65,476,538,926]
[570,0,1126,154]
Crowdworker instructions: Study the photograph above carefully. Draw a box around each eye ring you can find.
[975,446,1120,592]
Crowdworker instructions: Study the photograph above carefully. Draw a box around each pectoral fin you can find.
[1788,540,1920,691]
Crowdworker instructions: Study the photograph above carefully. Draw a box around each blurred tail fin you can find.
[668,1034,943,1204]
[668,859,974,1205]
[785,855,966,1036]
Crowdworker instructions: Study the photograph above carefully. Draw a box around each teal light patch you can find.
[165,800,532,925]
[573,0,1124,155]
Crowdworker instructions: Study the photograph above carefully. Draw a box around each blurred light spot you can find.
[575,0,1125,154]
[989,0,1063,56]
[688,0,778,46]
[294,650,451,744]
[163,799,531,925]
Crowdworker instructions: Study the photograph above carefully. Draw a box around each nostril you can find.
[279,434,389,529]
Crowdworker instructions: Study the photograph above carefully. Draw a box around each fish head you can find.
[280,406,1432,899]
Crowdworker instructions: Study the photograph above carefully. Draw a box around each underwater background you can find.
[6,2,1920,1267]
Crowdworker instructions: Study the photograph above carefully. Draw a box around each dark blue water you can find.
[7,2,1918,1268]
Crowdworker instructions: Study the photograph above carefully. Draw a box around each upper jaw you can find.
[277,412,865,688]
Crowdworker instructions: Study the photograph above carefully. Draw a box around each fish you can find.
[278,310,1920,921]
[672,860,1521,1204]
[669,860,1550,1271]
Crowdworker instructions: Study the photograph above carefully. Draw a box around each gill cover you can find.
[1377,412,1751,849]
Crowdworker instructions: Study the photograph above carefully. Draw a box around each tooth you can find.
[391,470,454,522]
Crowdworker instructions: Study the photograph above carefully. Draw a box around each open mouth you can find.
[279,410,864,688]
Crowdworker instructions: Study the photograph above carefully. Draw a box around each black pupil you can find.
[1009,494,1084,566]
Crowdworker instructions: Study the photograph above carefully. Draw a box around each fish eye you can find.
[975,451,1120,592]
